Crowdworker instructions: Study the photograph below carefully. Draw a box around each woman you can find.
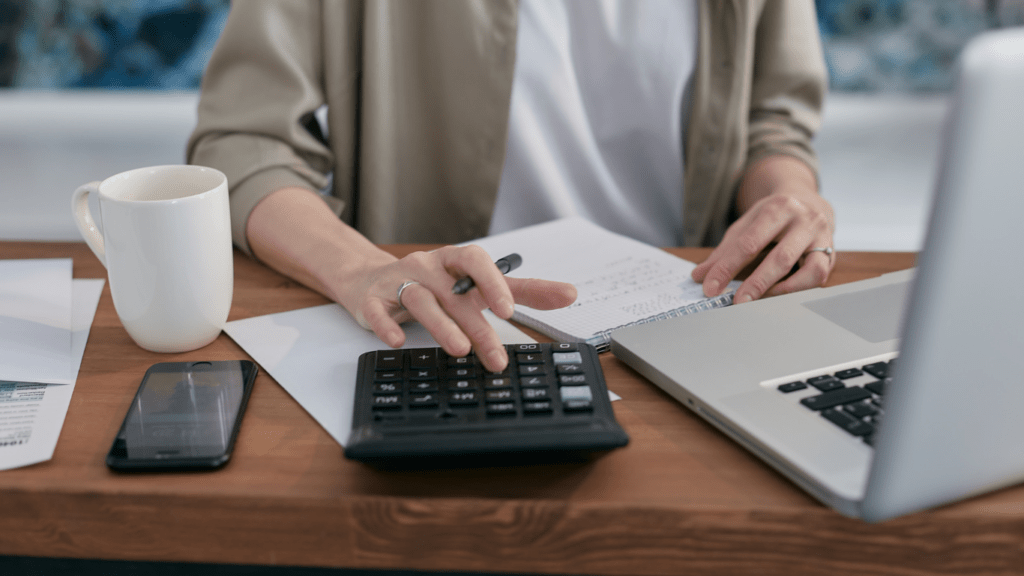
[188,0,834,372]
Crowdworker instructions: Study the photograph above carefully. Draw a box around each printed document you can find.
[0,278,104,470]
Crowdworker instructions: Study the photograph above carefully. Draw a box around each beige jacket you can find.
[188,0,826,255]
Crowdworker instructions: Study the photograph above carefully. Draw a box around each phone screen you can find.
[107,360,257,470]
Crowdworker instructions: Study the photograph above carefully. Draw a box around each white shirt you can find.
[489,0,698,247]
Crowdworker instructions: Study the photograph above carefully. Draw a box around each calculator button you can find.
[559,374,587,385]
[447,380,477,391]
[563,399,593,412]
[484,377,512,389]
[375,352,403,371]
[372,395,402,410]
[409,349,438,368]
[373,382,401,394]
[374,371,402,382]
[523,401,553,414]
[513,344,542,353]
[518,364,546,377]
[409,381,438,393]
[449,367,477,379]
[485,389,514,402]
[447,355,476,367]
[486,402,517,416]
[448,391,479,406]
[410,368,437,380]
[516,353,544,364]
[520,375,551,388]
[552,352,583,364]
[556,364,584,375]
[559,385,593,403]
[409,394,439,408]
[521,387,549,400]
[550,343,578,352]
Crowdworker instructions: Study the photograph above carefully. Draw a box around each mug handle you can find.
[71,182,106,268]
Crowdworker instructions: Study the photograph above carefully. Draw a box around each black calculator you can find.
[345,342,629,463]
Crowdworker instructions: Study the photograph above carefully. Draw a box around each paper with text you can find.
[463,217,738,345]
[0,279,104,470]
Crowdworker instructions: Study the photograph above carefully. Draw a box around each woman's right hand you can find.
[334,245,577,373]
[247,187,576,373]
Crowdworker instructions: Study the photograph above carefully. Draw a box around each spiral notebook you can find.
[465,218,737,350]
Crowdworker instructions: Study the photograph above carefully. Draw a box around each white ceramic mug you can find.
[72,165,233,353]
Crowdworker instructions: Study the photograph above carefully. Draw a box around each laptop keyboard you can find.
[773,357,895,447]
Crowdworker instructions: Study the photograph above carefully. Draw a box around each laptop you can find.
[610,28,1024,522]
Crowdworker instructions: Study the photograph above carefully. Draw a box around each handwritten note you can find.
[463,217,737,347]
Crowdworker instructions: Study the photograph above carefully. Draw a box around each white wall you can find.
[0,90,946,250]
[0,91,199,241]
[815,93,948,252]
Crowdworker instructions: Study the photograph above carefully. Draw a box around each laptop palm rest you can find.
[716,388,872,511]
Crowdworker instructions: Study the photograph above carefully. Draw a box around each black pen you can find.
[452,253,522,294]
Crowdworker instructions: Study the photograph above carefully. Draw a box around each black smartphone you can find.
[106,360,258,471]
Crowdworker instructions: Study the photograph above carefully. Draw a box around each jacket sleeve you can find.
[746,0,828,183]
[187,0,336,256]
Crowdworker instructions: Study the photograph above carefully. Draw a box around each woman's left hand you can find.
[692,155,836,303]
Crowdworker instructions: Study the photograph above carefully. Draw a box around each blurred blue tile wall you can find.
[817,0,1023,91]
[0,0,1022,92]
[0,0,228,89]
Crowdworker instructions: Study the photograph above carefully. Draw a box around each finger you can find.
[732,227,817,303]
[696,216,790,298]
[441,303,509,372]
[398,282,473,357]
[506,277,578,310]
[439,245,516,318]
[691,242,730,287]
[391,249,494,317]
[387,250,510,369]
[691,258,712,283]
[361,298,407,349]
[448,277,577,372]
[764,251,833,297]
[393,250,461,296]
[690,211,755,284]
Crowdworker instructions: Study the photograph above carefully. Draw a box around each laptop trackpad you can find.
[801,281,911,344]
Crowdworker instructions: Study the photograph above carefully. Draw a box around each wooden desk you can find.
[3,242,1022,576]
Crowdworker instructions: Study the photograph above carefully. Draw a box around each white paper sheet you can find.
[0,259,74,384]
[460,217,739,344]
[0,278,104,470]
[225,305,535,446]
